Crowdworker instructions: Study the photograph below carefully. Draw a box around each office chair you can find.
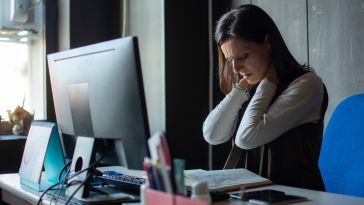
[319,93,364,197]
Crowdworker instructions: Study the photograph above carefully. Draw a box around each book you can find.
[184,168,272,192]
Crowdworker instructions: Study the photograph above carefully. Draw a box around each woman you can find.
[203,4,327,191]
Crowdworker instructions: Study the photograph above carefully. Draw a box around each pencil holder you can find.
[145,188,209,205]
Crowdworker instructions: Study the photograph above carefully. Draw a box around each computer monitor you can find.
[47,37,150,199]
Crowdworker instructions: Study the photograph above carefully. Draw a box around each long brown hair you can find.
[215,4,308,94]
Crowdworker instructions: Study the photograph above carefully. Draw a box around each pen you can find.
[143,158,155,189]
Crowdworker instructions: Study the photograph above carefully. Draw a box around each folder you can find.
[19,121,65,191]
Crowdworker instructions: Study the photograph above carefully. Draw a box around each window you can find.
[0,39,46,121]
[0,41,31,120]
[0,0,46,121]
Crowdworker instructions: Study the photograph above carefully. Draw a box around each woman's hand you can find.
[239,78,254,90]
[237,65,278,91]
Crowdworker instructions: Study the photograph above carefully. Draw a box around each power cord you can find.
[48,160,73,205]
[64,173,93,205]
[38,144,114,204]
[62,154,107,204]
[38,161,96,205]
[37,160,72,205]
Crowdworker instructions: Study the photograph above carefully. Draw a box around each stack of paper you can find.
[185,168,271,192]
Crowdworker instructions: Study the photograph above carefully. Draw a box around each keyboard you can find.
[98,171,146,191]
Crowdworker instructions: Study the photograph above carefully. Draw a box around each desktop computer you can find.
[47,36,150,202]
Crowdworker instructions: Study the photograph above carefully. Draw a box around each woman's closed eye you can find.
[224,51,250,63]
[235,52,249,61]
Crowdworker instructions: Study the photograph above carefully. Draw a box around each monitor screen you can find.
[47,37,150,170]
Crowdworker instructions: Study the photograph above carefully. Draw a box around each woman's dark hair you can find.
[215,4,308,94]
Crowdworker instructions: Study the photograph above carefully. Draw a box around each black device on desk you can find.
[47,36,151,202]
[230,189,307,205]
[230,189,285,201]
[248,194,307,205]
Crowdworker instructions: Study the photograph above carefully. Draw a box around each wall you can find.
[70,0,120,48]
[164,1,210,169]
[308,0,364,121]
[126,0,211,169]
[53,0,166,137]
[57,0,70,51]
[231,0,364,126]
[46,0,122,159]
[29,0,46,120]
[127,0,165,135]
[48,0,364,170]
[254,0,308,65]
[45,0,59,121]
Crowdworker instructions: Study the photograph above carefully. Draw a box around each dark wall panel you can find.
[70,0,120,48]
[210,0,236,170]
[165,1,210,169]
[45,0,59,121]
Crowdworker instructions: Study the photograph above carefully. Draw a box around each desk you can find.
[1,173,364,205]
[0,173,140,205]
[215,185,364,205]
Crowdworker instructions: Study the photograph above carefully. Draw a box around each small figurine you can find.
[7,106,34,136]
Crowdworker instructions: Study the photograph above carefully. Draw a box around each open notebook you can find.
[185,168,272,192]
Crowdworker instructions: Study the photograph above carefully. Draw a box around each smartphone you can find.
[230,189,285,201]
[248,194,307,205]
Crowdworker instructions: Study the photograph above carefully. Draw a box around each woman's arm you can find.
[203,88,249,145]
[235,72,324,149]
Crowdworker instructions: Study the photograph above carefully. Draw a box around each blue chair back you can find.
[319,93,364,197]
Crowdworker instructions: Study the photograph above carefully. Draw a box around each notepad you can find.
[184,168,272,192]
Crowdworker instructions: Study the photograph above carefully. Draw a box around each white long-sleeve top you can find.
[203,72,324,150]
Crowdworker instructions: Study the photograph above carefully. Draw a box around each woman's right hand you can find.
[239,78,254,91]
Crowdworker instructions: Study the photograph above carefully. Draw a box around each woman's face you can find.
[221,37,272,85]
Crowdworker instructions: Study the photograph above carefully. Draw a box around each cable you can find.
[58,160,73,181]
[64,173,93,205]
[48,161,73,204]
[72,140,117,180]
[38,143,114,204]
[37,161,72,205]
[36,180,64,205]
[48,172,71,205]
[65,158,101,182]
[59,160,73,182]
[39,162,94,205]
[62,153,107,204]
